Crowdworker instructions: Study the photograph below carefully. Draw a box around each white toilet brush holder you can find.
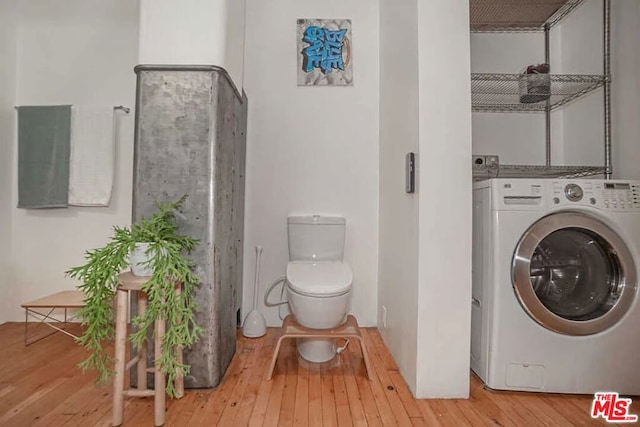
[243,245,267,338]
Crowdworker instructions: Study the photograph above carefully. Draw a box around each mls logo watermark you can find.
[591,392,638,423]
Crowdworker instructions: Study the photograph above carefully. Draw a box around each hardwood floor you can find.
[0,322,631,426]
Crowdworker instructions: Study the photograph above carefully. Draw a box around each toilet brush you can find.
[243,245,267,338]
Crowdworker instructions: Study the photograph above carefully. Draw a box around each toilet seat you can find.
[286,261,352,298]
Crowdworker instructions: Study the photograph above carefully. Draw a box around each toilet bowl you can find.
[286,216,353,363]
[286,261,352,362]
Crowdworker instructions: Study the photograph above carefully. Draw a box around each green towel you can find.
[17,105,72,208]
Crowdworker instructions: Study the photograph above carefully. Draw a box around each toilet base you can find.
[296,338,336,363]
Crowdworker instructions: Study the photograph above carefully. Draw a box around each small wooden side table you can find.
[266,314,373,381]
[21,290,85,345]
[112,272,184,427]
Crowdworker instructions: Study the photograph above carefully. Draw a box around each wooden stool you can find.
[266,314,373,381]
[112,272,184,427]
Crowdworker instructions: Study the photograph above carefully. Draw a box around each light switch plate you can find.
[406,152,415,193]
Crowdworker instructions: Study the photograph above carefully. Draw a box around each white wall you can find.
[470,27,563,165]
[0,0,18,319]
[138,0,246,89]
[612,0,640,179]
[1,0,139,322]
[559,0,604,167]
[378,0,420,394]
[225,0,247,90]
[416,0,472,398]
[471,0,640,176]
[474,0,634,172]
[379,0,472,399]
[471,0,613,168]
[243,0,380,327]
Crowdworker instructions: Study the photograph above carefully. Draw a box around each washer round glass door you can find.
[512,211,637,336]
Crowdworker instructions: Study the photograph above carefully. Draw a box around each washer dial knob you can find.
[565,184,584,202]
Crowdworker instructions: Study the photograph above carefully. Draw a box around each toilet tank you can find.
[288,216,346,261]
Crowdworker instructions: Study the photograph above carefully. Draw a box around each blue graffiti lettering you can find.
[302,26,347,74]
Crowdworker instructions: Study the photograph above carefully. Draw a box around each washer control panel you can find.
[601,182,640,209]
[551,181,640,210]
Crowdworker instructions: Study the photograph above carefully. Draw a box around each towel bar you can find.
[113,105,130,113]
[15,105,131,114]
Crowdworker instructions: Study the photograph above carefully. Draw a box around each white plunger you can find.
[242,245,267,338]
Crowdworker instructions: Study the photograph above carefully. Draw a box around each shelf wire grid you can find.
[473,164,606,181]
[470,0,586,32]
[472,73,606,113]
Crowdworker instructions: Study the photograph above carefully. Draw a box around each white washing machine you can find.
[472,178,640,395]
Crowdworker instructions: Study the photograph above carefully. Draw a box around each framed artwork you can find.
[297,18,353,86]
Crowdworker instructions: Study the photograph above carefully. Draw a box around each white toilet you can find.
[286,215,353,363]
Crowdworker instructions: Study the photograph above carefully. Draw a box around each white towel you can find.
[69,106,115,206]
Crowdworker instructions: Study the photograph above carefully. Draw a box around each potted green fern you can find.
[67,195,203,398]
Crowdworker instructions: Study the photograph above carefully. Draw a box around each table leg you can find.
[113,288,128,426]
[154,317,166,426]
[24,309,28,346]
[137,291,148,391]
[174,283,184,398]
[357,336,374,381]
[266,336,285,381]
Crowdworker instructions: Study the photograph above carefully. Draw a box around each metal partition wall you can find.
[132,65,247,388]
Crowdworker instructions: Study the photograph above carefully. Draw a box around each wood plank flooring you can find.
[0,322,632,426]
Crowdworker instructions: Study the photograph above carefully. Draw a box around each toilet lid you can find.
[287,261,352,297]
